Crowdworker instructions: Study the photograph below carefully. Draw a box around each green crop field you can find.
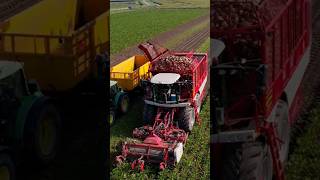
[110,40,210,179]
[286,106,320,179]
[110,8,208,55]
[156,0,210,8]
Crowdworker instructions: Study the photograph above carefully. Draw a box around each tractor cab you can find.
[0,62,29,123]
[142,73,193,105]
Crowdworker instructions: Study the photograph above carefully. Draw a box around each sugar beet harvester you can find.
[115,46,208,171]
[211,0,311,179]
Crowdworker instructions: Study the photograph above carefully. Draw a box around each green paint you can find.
[14,95,41,141]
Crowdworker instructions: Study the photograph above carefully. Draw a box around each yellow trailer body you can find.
[110,55,151,91]
[0,0,109,92]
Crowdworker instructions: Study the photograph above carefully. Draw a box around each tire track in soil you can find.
[110,13,210,66]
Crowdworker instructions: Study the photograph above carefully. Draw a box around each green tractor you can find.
[0,61,60,170]
[109,80,129,126]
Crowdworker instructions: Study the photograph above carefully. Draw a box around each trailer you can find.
[115,49,208,171]
[110,42,168,92]
[0,0,109,92]
[211,0,311,179]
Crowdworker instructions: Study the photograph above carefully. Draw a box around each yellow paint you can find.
[0,0,109,92]
[94,11,109,54]
[2,0,77,35]
[110,55,151,91]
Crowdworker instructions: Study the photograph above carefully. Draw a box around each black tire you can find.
[219,142,273,180]
[118,93,129,114]
[143,104,156,125]
[24,97,60,164]
[0,153,15,180]
[178,106,195,133]
[110,110,116,126]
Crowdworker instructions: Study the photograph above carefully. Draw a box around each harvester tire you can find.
[118,93,129,114]
[24,98,60,164]
[0,153,15,180]
[274,99,290,164]
[219,142,273,180]
[178,106,195,133]
[143,104,156,125]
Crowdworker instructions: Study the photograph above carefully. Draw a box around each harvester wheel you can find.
[178,106,195,133]
[274,99,290,164]
[219,142,273,180]
[110,111,116,126]
[24,99,60,164]
[143,104,156,125]
[118,93,129,114]
[0,153,15,180]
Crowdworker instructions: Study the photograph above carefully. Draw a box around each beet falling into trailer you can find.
[211,0,311,179]
[115,46,208,171]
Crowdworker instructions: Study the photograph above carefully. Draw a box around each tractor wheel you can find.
[178,106,195,133]
[0,153,15,180]
[24,98,60,164]
[143,104,156,125]
[118,93,129,114]
[219,142,273,180]
[110,110,116,126]
[274,100,290,164]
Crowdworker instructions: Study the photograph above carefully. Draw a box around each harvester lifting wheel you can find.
[178,106,195,133]
[118,93,129,114]
[219,142,273,180]
[24,98,60,164]
[0,153,15,180]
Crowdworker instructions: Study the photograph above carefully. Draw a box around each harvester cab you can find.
[109,80,129,126]
[0,61,60,165]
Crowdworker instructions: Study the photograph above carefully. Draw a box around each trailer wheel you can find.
[118,93,129,114]
[219,142,273,180]
[143,104,156,125]
[0,153,15,180]
[178,106,195,133]
[25,99,60,164]
[274,100,290,164]
[110,110,116,126]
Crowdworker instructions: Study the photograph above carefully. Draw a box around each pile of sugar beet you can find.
[151,55,195,74]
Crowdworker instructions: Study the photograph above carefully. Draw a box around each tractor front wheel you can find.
[110,110,116,126]
[0,153,15,180]
[178,106,195,133]
[25,98,60,164]
[118,93,129,114]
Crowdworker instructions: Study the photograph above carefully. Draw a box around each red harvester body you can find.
[115,42,208,171]
[211,0,311,179]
